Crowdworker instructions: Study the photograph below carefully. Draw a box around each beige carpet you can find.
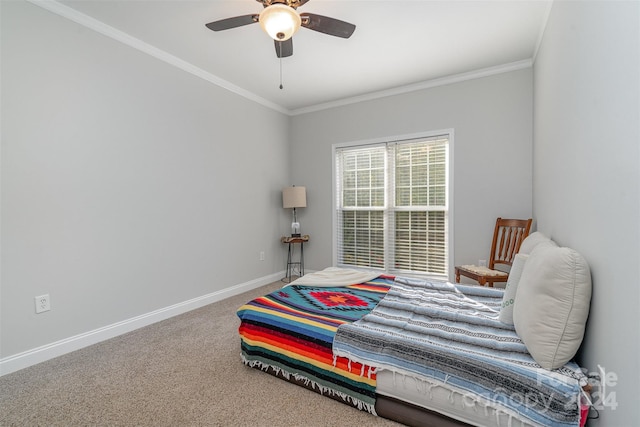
[0,281,403,426]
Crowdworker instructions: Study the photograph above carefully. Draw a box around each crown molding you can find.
[26,0,289,115]
[532,0,555,64]
[289,59,533,116]
[27,0,534,117]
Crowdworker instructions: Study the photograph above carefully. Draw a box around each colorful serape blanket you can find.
[237,275,394,414]
[333,277,587,427]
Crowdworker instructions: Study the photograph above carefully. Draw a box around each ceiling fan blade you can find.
[295,0,311,7]
[300,13,355,38]
[205,15,259,32]
[275,39,293,58]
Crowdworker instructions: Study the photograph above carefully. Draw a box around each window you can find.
[334,134,450,278]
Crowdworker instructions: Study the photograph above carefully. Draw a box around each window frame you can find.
[332,130,454,281]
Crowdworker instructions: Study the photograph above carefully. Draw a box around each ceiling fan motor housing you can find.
[258,0,305,9]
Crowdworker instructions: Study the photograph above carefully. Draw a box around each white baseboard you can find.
[0,271,284,377]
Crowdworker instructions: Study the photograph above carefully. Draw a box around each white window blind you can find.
[335,135,449,277]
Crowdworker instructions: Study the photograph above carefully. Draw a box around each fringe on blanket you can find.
[241,353,378,416]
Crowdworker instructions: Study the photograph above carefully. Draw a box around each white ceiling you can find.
[51,0,552,114]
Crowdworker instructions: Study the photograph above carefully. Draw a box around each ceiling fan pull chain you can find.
[279,44,284,89]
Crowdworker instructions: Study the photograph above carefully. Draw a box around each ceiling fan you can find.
[205,0,356,58]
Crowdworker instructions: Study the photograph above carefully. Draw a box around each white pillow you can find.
[513,245,592,370]
[498,253,529,324]
[518,231,552,255]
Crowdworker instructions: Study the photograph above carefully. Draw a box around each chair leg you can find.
[455,269,460,283]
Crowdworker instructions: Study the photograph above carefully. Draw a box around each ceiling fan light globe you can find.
[259,4,301,41]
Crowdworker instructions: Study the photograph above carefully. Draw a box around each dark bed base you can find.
[257,364,471,427]
[376,395,472,427]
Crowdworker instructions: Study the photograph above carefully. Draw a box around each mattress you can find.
[376,370,536,427]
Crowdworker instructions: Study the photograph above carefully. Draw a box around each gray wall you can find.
[533,1,640,424]
[6,5,638,425]
[290,69,534,282]
[1,1,290,358]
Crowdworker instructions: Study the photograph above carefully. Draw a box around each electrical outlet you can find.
[35,294,50,314]
[260,251,265,261]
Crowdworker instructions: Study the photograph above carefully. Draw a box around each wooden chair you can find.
[455,217,532,287]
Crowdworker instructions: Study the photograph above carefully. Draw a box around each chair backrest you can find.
[489,218,533,270]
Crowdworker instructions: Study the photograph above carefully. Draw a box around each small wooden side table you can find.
[281,235,309,282]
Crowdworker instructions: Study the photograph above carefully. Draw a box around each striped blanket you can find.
[333,277,587,427]
[237,276,394,413]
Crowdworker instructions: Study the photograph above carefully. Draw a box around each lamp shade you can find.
[282,186,306,208]
[259,4,301,41]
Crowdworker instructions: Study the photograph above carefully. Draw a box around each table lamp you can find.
[282,186,306,237]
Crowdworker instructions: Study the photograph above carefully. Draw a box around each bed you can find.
[237,238,592,427]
